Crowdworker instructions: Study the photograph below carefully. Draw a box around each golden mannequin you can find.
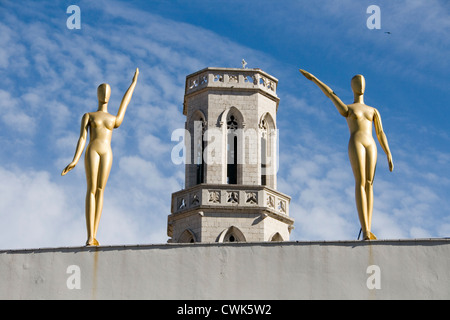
[299,69,393,240]
[62,68,139,246]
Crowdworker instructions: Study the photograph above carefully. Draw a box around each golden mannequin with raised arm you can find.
[299,69,393,240]
[62,68,139,246]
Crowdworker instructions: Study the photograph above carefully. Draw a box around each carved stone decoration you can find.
[259,76,267,86]
[259,118,268,131]
[227,191,239,204]
[246,192,257,205]
[191,193,200,206]
[244,74,256,84]
[189,78,198,89]
[214,74,224,82]
[227,115,238,131]
[267,195,275,209]
[208,190,220,203]
[229,74,238,83]
[278,200,286,213]
[178,198,186,210]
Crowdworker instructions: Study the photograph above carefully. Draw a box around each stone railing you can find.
[171,184,290,217]
[185,67,278,97]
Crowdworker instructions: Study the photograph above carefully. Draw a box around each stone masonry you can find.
[167,67,294,243]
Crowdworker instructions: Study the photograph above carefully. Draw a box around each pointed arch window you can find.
[259,113,276,188]
[178,229,197,243]
[195,117,206,184]
[260,118,268,186]
[227,114,238,184]
[190,110,206,187]
[269,232,284,241]
[217,226,246,242]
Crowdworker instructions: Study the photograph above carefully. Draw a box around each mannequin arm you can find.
[299,69,348,117]
[62,113,89,175]
[115,68,139,128]
[373,108,394,171]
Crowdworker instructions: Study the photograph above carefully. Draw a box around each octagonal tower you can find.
[168,67,294,243]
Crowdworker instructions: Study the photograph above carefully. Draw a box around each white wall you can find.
[1,239,449,299]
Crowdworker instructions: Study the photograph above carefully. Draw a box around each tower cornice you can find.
[183,67,279,115]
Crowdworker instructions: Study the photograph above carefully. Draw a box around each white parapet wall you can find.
[1,239,449,299]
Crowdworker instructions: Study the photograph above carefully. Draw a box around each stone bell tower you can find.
[167,67,294,243]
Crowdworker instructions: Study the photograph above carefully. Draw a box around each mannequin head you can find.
[97,83,111,104]
[351,75,365,96]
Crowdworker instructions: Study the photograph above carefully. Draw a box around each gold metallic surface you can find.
[62,68,139,246]
[300,69,393,240]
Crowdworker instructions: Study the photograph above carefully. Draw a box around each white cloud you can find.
[95,155,183,245]
[0,90,36,135]
[0,166,83,249]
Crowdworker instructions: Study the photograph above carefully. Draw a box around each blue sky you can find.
[0,0,448,249]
